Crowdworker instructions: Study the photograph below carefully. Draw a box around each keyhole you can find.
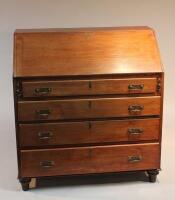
[88,101,92,109]
[89,81,92,89]
[88,121,92,129]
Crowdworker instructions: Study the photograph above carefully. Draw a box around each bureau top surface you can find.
[14,26,163,77]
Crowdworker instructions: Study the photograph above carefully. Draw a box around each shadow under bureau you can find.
[13,26,164,191]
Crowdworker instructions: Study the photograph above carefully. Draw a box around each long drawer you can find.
[18,96,161,121]
[19,118,160,147]
[20,143,160,177]
[22,78,157,97]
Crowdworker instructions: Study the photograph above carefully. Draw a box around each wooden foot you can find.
[19,178,31,191]
[147,170,159,183]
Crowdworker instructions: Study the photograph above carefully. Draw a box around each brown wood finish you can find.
[18,96,161,121]
[14,27,163,77]
[20,143,160,177]
[13,27,164,190]
[22,78,157,97]
[19,118,160,147]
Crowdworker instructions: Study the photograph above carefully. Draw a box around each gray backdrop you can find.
[0,0,173,199]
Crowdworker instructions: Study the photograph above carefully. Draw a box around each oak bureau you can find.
[13,27,164,191]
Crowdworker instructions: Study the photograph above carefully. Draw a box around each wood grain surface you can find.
[14,27,163,77]
[20,143,160,177]
[22,78,157,97]
[19,118,160,147]
[18,96,161,121]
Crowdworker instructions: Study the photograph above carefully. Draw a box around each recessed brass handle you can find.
[128,128,143,135]
[128,155,142,163]
[128,105,144,114]
[40,160,55,168]
[38,131,53,140]
[128,84,144,90]
[36,109,51,119]
[35,87,52,95]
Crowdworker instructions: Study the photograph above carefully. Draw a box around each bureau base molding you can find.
[13,26,164,191]
[19,169,160,190]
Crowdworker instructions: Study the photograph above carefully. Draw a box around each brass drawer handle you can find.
[128,84,144,90]
[36,109,51,119]
[128,105,144,114]
[35,87,52,95]
[128,128,143,135]
[38,131,53,140]
[40,160,55,168]
[128,155,142,163]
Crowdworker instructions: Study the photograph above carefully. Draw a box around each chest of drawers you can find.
[13,27,164,191]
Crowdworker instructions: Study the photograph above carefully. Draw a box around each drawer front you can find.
[20,143,160,177]
[22,78,157,97]
[19,119,160,147]
[18,97,160,121]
